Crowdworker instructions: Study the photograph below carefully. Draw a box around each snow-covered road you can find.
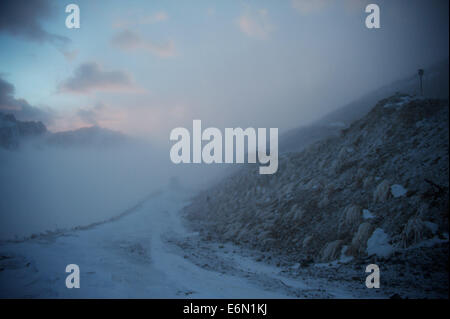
[0,190,360,298]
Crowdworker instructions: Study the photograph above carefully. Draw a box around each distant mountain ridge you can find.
[0,113,128,150]
[46,126,129,148]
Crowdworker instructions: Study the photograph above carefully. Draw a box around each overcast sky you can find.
[0,0,448,143]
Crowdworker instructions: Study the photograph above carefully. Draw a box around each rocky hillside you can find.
[280,59,449,153]
[185,94,449,280]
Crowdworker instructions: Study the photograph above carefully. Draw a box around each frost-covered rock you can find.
[400,217,434,248]
[384,96,414,109]
[348,222,374,256]
[355,168,368,186]
[339,205,362,234]
[362,176,373,189]
[362,209,375,220]
[302,235,314,249]
[367,228,393,258]
[317,196,329,209]
[423,221,438,234]
[373,180,391,203]
[391,184,407,198]
[321,240,343,262]
[288,205,304,221]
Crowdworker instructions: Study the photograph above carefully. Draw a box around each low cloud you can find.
[76,103,106,126]
[291,0,365,15]
[113,11,168,28]
[61,49,79,62]
[112,30,176,58]
[0,0,69,47]
[0,76,54,124]
[207,8,216,17]
[291,0,334,14]
[59,62,139,94]
[237,8,274,40]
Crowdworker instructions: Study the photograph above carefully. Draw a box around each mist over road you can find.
[0,189,372,298]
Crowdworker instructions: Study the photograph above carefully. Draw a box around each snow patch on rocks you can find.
[367,228,394,258]
[390,184,407,198]
[362,209,375,220]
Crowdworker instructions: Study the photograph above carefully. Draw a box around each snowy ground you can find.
[0,189,387,298]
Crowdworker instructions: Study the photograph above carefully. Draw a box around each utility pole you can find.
[418,69,424,96]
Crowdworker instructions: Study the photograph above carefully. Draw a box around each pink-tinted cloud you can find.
[61,49,79,62]
[112,29,176,58]
[237,8,274,40]
[51,99,192,141]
